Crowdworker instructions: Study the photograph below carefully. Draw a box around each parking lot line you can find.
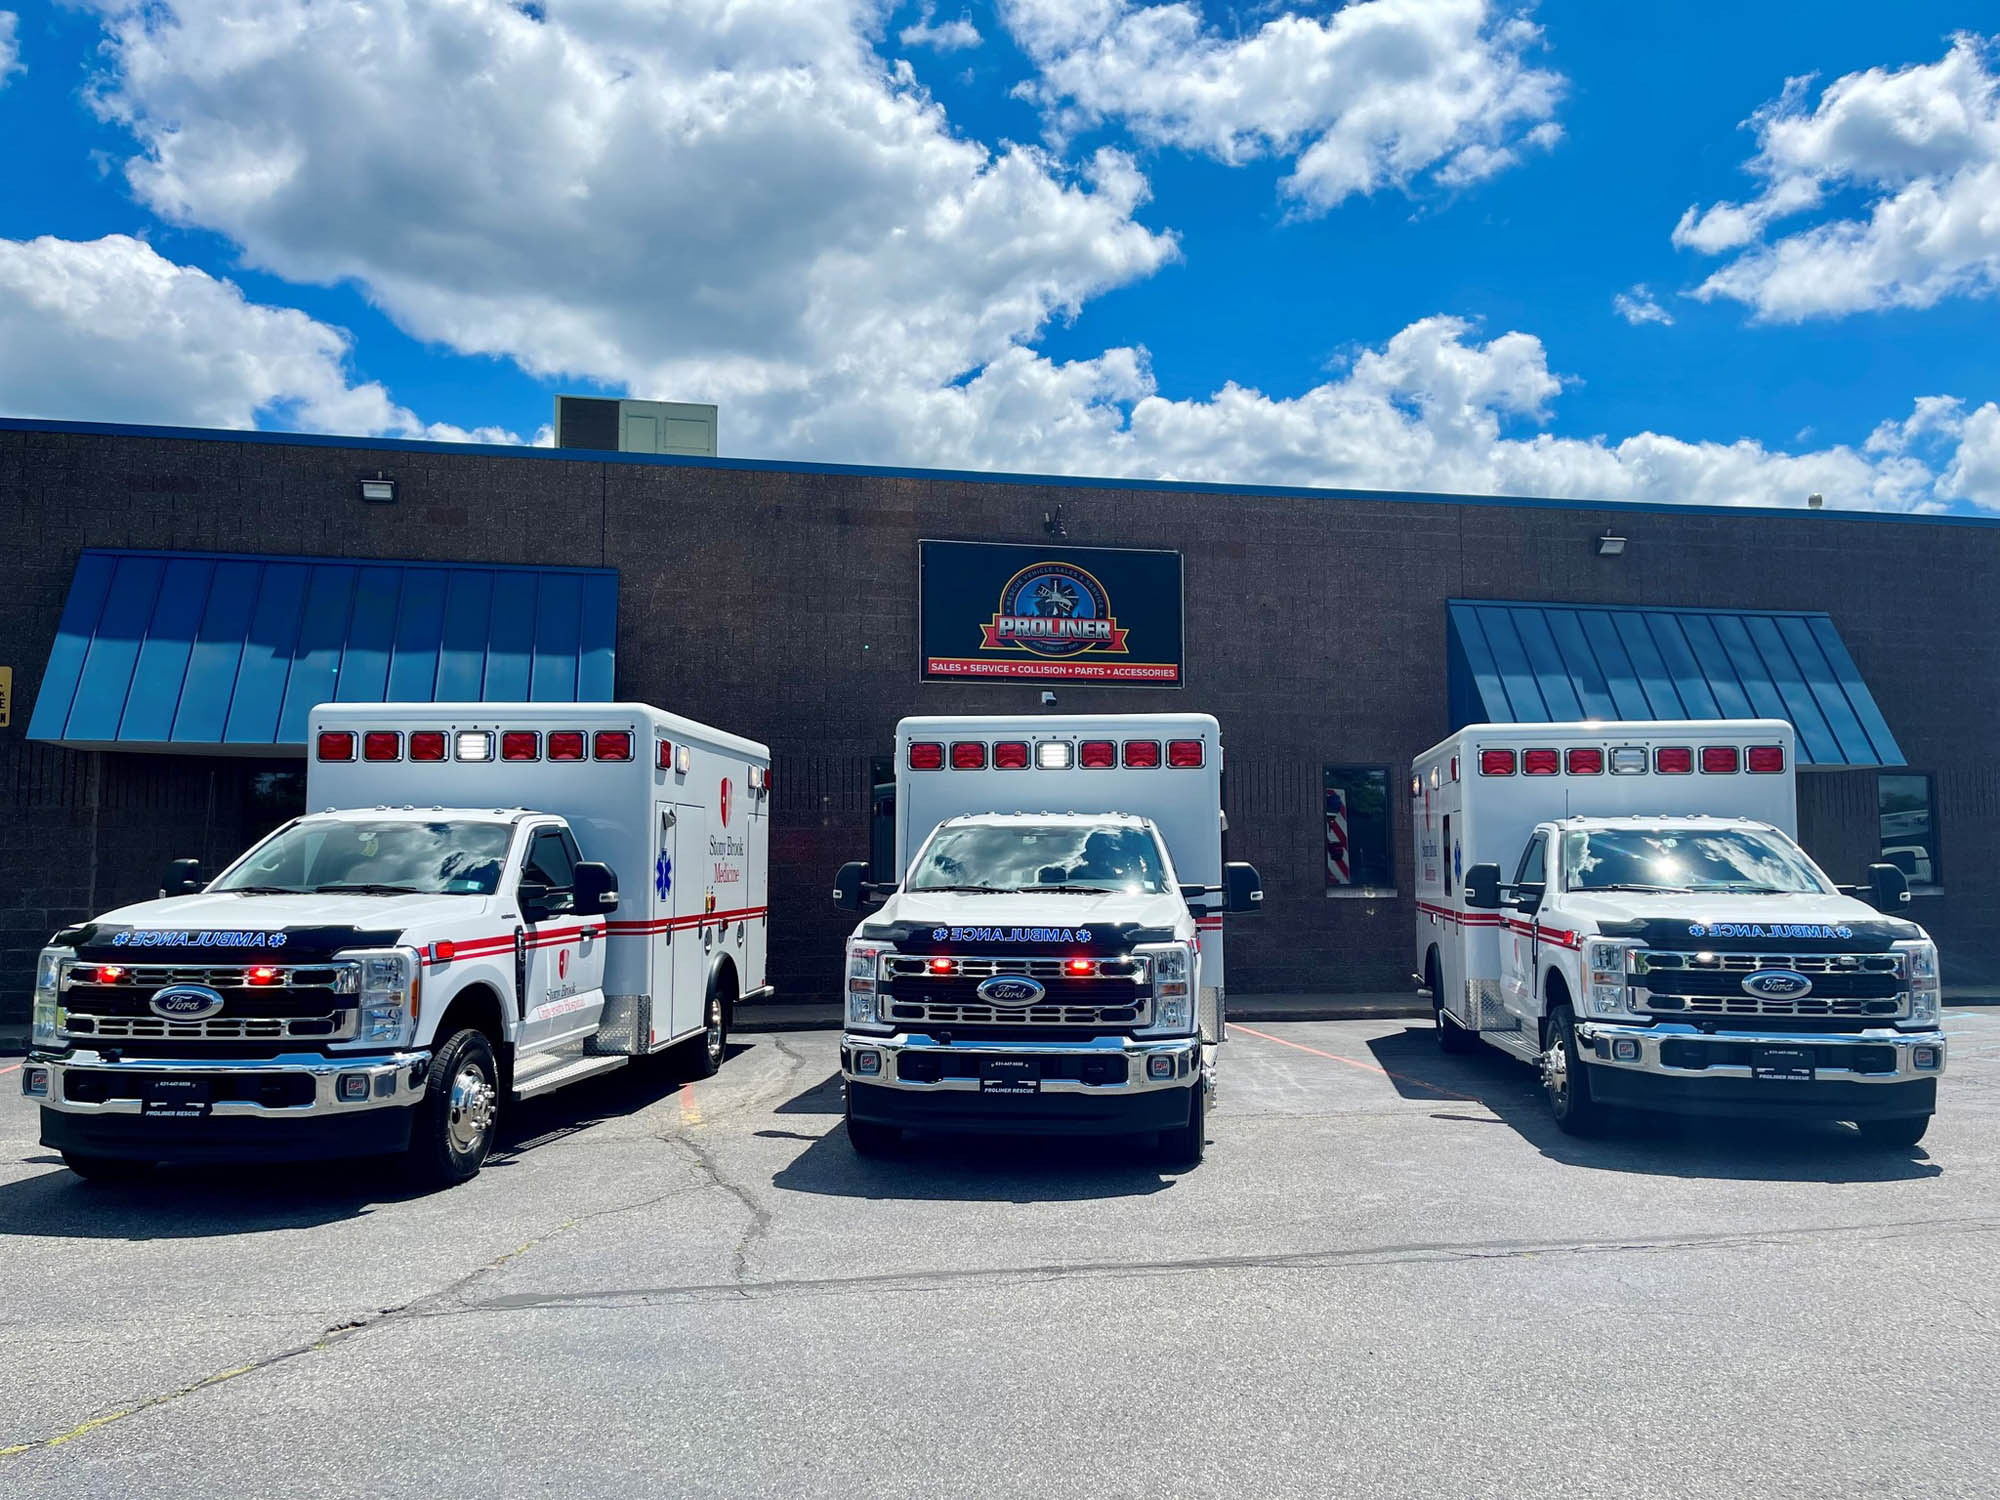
[0,1063,18,1077]
[1228,1022,1476,1100]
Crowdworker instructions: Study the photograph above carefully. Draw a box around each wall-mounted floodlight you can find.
[1596,533,1627,557]
[359,475,398,503]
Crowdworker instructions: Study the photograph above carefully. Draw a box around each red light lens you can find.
[1067,958,1093,975]
[316,731,355,761]
[408,731,447,762]
[994,741,1029,769]
[929,957,953,974]
[1450,755,1459,782]
[1080,740,1116,768]
[1746,745,1785,773]
[1479,749,1516,776]
[1523,749,1560,775]
[246,966,281,986]
[908,742,944,771]
[95,966,126,985]
[548,732,586,762]
[1122,740,1161,768]
[362,731,400,762]
[950,741,987,770]
[594,731,633,761]
[1168,740,1205,768]
[1566,748,1604,775]
[501,731,539,762]
[1700,745,1740,774]
[432,941,456,963]
[1655,746,1692,774]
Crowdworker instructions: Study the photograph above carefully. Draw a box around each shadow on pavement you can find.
[1364,1024,1942,1184]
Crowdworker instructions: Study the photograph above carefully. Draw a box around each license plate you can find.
[979,1058,1039,1095]
[1752,1046,1816,1082]
[141,1078,212,1117]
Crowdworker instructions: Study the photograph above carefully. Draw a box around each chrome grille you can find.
[883,952,1146,1027]
[61,962,357,992]
[884,956,1141,981]
[62,1013,357,1041]
[885,1001,1150,1027]
[1635,950,1904,1019]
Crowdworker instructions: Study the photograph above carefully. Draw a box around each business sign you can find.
[919,540,1184,686]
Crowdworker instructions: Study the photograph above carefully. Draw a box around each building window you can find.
[1878,773,1941,890]
[1325,766,1395,896]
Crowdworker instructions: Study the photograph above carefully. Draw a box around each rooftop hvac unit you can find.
[555,396,717,456]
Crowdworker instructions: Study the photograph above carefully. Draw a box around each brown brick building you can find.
[3,417,1996,1022]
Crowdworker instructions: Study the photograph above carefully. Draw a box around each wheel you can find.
[682,983,730,1080]
[408,1028,500,1187]
[1857,1115,1929,1148]
[845,1105,900,1157]
[61,1152,156,1183]
[1431,957,1475,1054]
[1541,1005,1605,1136]
[1159,1082,1207,1168]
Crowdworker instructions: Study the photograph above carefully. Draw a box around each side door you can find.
[671,802,710,1040]
[516,826,603,1054]
[1499,831,1548,1021]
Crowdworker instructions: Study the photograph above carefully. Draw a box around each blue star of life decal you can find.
[655,853,673,900]
[932,928,949,941]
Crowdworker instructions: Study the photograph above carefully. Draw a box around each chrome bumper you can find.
[1574,1022,1946,1082]
[29,1048,432,1118]
[840,1031,1206,1094]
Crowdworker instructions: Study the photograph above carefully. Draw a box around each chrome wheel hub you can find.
[706,998,724,1061]
[448,1063,496,1154]
[1542,1031,1569,1107]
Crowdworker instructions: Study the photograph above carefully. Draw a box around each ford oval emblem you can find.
[1742,970,1813,1001]
[150,984,226,1020]
[976,976,1046,1007]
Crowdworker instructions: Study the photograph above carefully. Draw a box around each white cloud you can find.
[899,5,979,52]
[0,12,23,90]
[1677,34,2000,320]
[0,234,520,441]
[1612,284,1673,326]
[1000,0,1564,211]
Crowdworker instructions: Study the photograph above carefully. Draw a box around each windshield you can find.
[212,820,514,896]
[1560,827,1829,895]
[907,823,1172,894]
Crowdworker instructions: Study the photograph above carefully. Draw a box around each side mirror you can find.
[1223,862,1264,915]
[1178,883,1209,903]
[833,861,869,913]
[1464,863,1503,911]
[160,858,204,898]
[1866,862,1911,912]
[1514,881,1546,911]
[516,879,552,920]
[572,861,619,915]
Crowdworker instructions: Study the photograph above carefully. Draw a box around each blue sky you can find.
[3,2,2000,511]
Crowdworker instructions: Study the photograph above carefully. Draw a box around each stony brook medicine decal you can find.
[711,777,746,890]
[919,539,1184,686]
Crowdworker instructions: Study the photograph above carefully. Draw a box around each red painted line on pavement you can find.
[1228,1022,1475,1101]
[0,1063,21,1076]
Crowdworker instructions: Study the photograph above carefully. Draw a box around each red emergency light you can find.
[1066,957,1093,976]
[1080,740,1117,769]
[1167,740,1205,769]
[1566,748,1604,775]
[1122,740,1160,768]
[908,742,944,771]
[1700,746,1740,774]
[246,966,282,986]
[409,731,447,762]
[1522,749,1560,776]
[1479,749,1516,776]
[1746,745,1786,774]
[928,957,953,974]
[363,732,400,762]
[547,732,586,762]
[994,741,1029,769]
[94,966,126,985]
[316,731,356,761]
[501,732,540,762]
[950,742,987,770]
[1655,746,1692,774]
[593,731,633,761]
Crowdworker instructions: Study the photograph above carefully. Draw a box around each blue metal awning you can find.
[1447,600,1904,768]
[28,549,618,752]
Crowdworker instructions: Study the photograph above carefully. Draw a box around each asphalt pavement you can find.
[4,1011,1999,1498]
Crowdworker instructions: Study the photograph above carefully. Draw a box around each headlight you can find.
[1137,942,1196,1033]
[1581,938,1637,1019]
[846,942,890,1029]
[1897,940,1940,1025]
[354,948,421,1044]
[32,948,71,1046]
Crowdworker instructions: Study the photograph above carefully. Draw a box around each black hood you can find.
[1593,915,1926,952]
[856,918,1177,955]
[56,922,409,965]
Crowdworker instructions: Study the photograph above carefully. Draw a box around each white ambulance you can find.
[1413,719,1945,1144]
[26,702,769,1185]
[833,713,1262,1165]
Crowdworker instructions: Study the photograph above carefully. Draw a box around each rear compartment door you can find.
[672,803,710,1040]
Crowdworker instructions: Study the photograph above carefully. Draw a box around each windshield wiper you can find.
[223,884,305,895]
[1585,883,1693,893]
[1699,884,1791,894]
[1017,884,1121,895]
[912,884,997,893]
[315,882,427,896]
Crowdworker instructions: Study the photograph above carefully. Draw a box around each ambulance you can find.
[833,714,1262,1165]
[25,702,769,1185]
[1413,719,1945,1144]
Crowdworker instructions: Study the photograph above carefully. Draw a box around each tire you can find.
[61,1151,157,1183]
[682,981,730,1081]
[1541,1005,1605,1136]
[1857,1115,1929,1148]
[1431,956,1475,1054]
[408,1028,500,1188]
[845,1105,900,1157]
[1159,1082,1207,1168]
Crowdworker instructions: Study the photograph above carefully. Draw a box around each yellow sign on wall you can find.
[0,666,10,728]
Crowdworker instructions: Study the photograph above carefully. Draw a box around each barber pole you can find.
[1326,787,1351,886]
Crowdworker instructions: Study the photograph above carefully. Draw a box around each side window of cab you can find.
[1514,833,1548,908]
[522,828,577,915]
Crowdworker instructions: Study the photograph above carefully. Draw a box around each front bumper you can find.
[1574,1021,1944,1121]
[28,1047,432,1162]
[840,1031,1204,1136]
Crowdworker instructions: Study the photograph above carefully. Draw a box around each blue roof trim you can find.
[1445,599,1904,768]
[7,415,2000,528]
[27,549,619,751]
